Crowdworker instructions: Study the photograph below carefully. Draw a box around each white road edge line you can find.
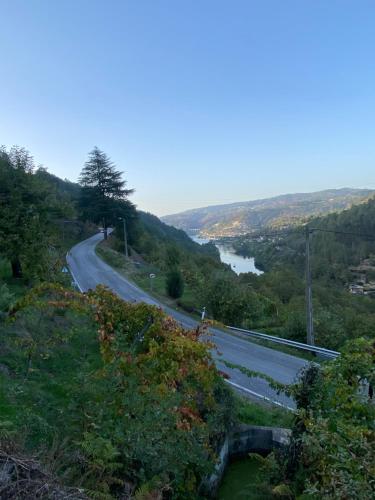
[66,253,83,293]
[67,242,296,411]
[225,379,295,412]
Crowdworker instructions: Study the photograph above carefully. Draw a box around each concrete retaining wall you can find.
[202,425,291,497]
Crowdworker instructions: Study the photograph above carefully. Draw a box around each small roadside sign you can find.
[149,273,156,291]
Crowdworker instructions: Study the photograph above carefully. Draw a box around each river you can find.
[191,236,263,275]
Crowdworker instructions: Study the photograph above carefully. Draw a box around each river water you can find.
[191,236,263,275]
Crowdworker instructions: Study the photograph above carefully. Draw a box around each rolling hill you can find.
[162,188,374,237]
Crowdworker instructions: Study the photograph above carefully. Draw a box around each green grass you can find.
[96,242,315,364]
[0,260,293,497]
[219,397,293,500]
[96,243,296,428]
[218,457,272,499]
[234,393,293,428]
[96,242,204,316]
[0,224,97,302]
[0,307,102,450]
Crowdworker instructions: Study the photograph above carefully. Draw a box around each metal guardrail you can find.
[225,326,340,358]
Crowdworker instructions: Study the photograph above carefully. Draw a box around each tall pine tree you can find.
[79,147,134,239]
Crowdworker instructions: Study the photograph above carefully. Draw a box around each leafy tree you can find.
[79,147,134,239]
[166,268,185,298]
[6,145,34,172]
[0,147,59,279]
[201,273,272,327]
[165,245,181,268]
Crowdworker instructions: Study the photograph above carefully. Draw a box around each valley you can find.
[191,235,263,275]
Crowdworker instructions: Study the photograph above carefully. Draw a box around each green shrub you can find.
[0,258,10,280]
[166,268,184,298]
[273,339,375,498]
[1,283,235,498]
[0,282,14,313]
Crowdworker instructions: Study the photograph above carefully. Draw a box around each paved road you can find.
[67,233,308,408]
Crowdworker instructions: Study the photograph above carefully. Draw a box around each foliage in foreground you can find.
[0,436,88,499]
[225,337,375,498]
[269,339,375,499]
[0,146,96,283]
[0,284,235,498]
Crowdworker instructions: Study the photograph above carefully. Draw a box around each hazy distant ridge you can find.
[162,188,374,237]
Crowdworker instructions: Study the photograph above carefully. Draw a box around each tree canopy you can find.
[79,147,135,238]
[0,147,70,279]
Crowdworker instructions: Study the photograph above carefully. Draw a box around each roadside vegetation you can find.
[101,213,275,329]
[1,284,236,497]
[218,339,375,499]
[96,240,209,315]
[101,196,375,353]
[268,338,375,498]
[0,145,292,497]
[1,144,374,498]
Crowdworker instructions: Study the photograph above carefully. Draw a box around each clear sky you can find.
[1,1,375,216]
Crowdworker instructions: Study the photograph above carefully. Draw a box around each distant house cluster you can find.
[349,259,375,296]
[349,283,375,296]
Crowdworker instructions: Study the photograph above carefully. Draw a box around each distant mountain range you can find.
[162,188,374,238]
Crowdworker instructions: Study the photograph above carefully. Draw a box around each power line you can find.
[237,227,375,241]
[233,225,375,347]
[309,227,375,240]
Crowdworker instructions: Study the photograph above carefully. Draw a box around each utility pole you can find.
[305,227,314,345]
[118,217,129,258]
[122,218,129,258]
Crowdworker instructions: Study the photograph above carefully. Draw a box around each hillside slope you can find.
[162,188,373,237]
[234,193,375,279]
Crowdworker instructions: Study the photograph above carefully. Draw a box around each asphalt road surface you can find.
[67,233,308,409]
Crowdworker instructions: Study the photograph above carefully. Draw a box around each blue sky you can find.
[1,1,375,215]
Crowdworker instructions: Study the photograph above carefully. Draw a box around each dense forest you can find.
[232,197,375,278]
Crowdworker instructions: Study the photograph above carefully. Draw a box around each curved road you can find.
[67,233,307,408]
